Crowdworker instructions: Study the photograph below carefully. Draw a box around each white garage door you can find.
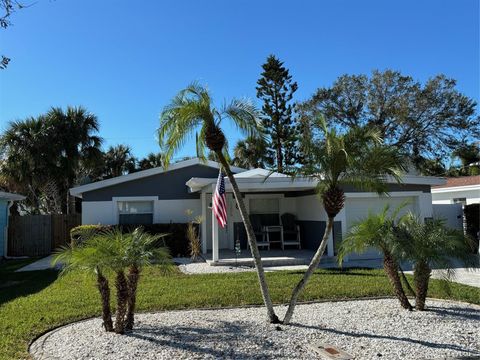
[345,196,418,260]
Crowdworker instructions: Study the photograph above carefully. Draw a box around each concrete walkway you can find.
[15,255,60,272]
[404,267,480,288]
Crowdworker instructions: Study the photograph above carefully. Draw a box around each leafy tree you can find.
[450,142,480,176]
[0,107,103,213]
[396,214,476,310]
[102,145,136,178]
[297,70,480,170]
[137,152,163,170]
[158,82,280,323]
[232,136,271,169]
[282,115,405,324]
[256,55,299,173]
[338,204,413,310]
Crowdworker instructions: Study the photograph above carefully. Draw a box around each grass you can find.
[0,260,479,360]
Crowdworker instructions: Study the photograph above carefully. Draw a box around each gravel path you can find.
[30,299,480,360]
[178,262,254,274]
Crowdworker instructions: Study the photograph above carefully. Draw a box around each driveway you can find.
[15,255,60,272]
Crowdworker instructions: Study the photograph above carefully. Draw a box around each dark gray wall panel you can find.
[83,165,220,201]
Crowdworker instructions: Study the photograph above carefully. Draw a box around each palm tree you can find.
[46,106,103,213]
[232,136,271,169]
[396,214,476,310]
[338,204,413,310]
[122,228,171,330]
[0,107,103,214]
[158,82,280,323]
[282,115,405,324]
[53,228,115,332]
[138,152,163,170]
[103,144,137,178]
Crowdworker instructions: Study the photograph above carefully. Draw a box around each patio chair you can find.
[280,213,301,250]
[248,214,270,250]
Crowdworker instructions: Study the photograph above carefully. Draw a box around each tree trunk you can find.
[283,216,334,324]
[125,265,140,330]
[276,138,283,174]
[217,152,280,323]
[114,270,129,334]
[96,269,113,332]
[399,266,416,297]
[383,253,412,310]
[413,261,431,311]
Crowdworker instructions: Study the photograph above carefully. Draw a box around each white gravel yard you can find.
[30,299,480,360]
[178,262,254,274]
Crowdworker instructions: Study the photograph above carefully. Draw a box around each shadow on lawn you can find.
[0,267,59,306]
[126,321,277,358]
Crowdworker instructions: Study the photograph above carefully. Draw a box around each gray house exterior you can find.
[70,158,445,262]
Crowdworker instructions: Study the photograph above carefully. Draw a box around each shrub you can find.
[70,223,195,257]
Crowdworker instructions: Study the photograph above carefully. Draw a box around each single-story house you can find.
[0,191,25,258]
[431,176,480,205]
[70,158,444,262]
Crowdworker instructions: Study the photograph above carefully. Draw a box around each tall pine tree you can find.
[256,55,299,173]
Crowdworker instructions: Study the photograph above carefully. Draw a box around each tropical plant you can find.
[185,209,203,262]
[396,214,476,310]
[0,107,103,214]
[55,227,171,333]
[232,135,271,169]
[121,228,171,330]
[338,204,413,310]
[138,152,163,170]
[158,82,280,323]
[282,115,405,324]
[102,144,136,178]
[53,227,115,332]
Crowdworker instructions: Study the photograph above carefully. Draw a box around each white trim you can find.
[70,158,246,198]
[112,196,158,225]
[344,191,424,198]
[201,192,207,254]
[431,184,480,193]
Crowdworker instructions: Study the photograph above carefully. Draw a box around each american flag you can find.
[213,170,227,228]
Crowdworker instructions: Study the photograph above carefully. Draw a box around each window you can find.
[117,201,153,225]
[453,198,466,205]
[249,198,279,214]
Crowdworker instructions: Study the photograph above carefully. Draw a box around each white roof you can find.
[186,174,446,193]
[234,168,289,178]
[0,191,26,201]
[70,158,246,198]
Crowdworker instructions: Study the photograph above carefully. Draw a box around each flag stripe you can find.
[213,170,227,228]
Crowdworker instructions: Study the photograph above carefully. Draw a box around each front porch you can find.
[205,249,319,267]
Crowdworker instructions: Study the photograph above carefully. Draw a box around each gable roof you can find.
[0,191,26,201]
[432,175,480,189]
[70,158,246,198]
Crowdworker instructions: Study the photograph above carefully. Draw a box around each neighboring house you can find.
[0,191,25,258]
[431,176,480,205]
[70,158,444,262]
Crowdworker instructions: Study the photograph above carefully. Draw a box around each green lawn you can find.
[0,259,478,360]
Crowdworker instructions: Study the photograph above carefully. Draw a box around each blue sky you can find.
[0,0,478,159]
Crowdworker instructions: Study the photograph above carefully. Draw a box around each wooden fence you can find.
[7,214,81,257]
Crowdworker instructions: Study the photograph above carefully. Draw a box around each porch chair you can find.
[248,214,270,250]
[280,213,301,250]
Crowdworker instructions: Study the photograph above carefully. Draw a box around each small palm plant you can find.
[338,204,413,310]
[53,228,115,332]
[396,214,476,310]
[54,227,171,334]
[282,115,405,324]
[158,82,280,323]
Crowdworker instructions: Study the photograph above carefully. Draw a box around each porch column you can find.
[337,208,348,261]
[212,187,219,262]
[201,192,207,254]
